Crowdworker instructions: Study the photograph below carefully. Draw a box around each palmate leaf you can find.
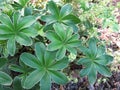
[46,23,80,60]
[20,42,68,90]
[77,37,113,85]
[41,1,80,31]
[0,12,38,56]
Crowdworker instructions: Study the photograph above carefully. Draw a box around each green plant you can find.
[77,38,113,84]
[20,42,68,90]
[0,0,115,89]
[41,1,80,31]
[46,23,81,59]
[0,12,37,56]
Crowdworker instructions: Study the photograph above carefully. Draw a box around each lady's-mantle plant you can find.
[41,1,80,31]
[20,42,68,90]
[0,12,37,56]
[46,23,81,60]
[77,38,113,84]
[0,0,114,89]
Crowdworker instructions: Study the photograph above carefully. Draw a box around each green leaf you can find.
[44,51,56,66]
[46,31,61,42]
[47,42,63,51]
[67,40,80,47]
[66,45,77,55]
[67,34,79,42]
[80,67,90,77]
[77,58,91,66]
[0,34,14,40]
[56,47,66,60]
[49,57,68,70]
[20,53,41,69]
[88,38,97,57]
[49,70,68,84]
[20,27,37,38]
[60,4,72,18]
[41,15,57,25]
[23,70,45,89]
[35,42,45,64]
[47,1,59,17]
[0,58,7,68]
[40,73,51,90]
[97,46,106,57]
[17,16,36,30]
[13,77,23,90]
[16,32,32,46]
[78,45,88,54]
[13,12,21,28]
[0,14,13,30]
[95,55,113,65]
[0,71,12,86]
[62,14,80,24]
[24,7,33,16]
[95,63,112,77]
[88,64,97,85]
[66,27,73,37]
[7,37,16,56]
[9,64,24,73]
[53,23,66,40]
[0,25,13,34]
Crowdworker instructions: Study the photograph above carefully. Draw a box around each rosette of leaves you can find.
[20,42,68,90]
[0,12,38,56]
[46,23,81,60]
[41,1,80,31]
[77,38,113,85]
